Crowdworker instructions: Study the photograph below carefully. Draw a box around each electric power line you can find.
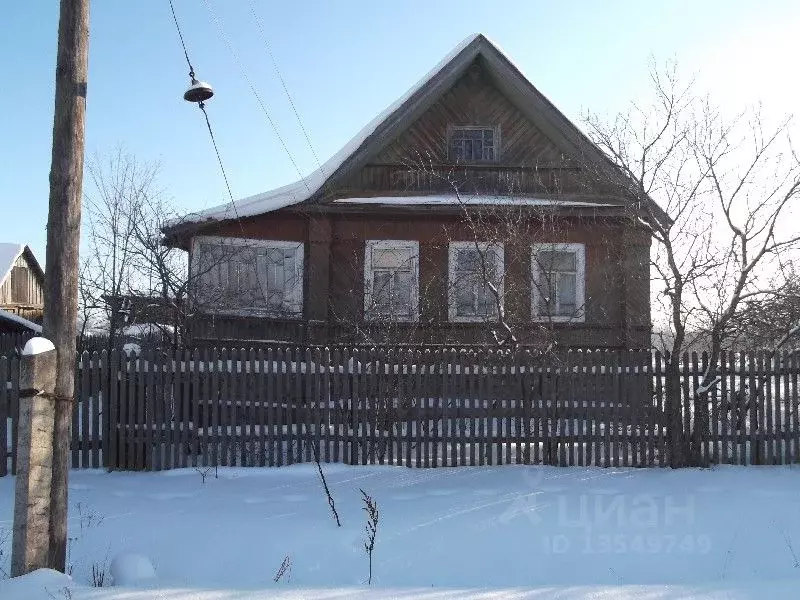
[202,0,312,194]
[247,1,325,177]
[167,0,243,225]
[168,0,196,78]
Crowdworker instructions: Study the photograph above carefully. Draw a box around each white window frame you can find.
[364,240,419,323]
[531,242,585,323]
[447,125,501,163]
[448,241,505,323]
[190,235,304,318]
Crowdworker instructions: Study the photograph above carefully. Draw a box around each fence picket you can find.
[274,347,284,468]
[92,351,103,468]
[1,358,8,477]
[148,352,166,471]
[779,350,798,464]
[446,348,456,467]
[652,351,662,467]
[775,351,784,464]
[765,352,775,464]
[792,351,799,464]
[719,352,729,464]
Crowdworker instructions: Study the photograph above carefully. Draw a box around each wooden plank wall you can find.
[1,348,800,475]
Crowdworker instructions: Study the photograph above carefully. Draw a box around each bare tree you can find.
[584,60,800,465]
[80,149,160,351]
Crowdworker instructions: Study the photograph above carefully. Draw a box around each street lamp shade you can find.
[183,79,214,103]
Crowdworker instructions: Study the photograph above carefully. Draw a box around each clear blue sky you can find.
[2,1,798,263]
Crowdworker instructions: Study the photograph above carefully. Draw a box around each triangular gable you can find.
[0,243,44,289]
[167,34,666,232]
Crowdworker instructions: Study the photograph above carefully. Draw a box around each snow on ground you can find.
[2,464,800,598]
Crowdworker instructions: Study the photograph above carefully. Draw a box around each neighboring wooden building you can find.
[164,35,664,349]
[0,243,45,323]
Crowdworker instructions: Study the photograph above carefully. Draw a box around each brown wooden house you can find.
[164,34,663,349]
[0,243,45,323]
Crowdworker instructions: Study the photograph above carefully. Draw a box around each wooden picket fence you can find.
[2,347,799,475]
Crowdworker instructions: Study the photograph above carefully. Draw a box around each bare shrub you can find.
[360,489,379,585]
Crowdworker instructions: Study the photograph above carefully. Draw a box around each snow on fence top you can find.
[22,336,54,355]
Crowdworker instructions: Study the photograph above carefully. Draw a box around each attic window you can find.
[448,126,499,163]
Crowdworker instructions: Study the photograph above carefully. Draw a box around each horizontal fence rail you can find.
[2,347,799,475]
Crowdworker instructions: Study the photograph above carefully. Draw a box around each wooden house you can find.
[164,35,663,349]
[0,243,45,323]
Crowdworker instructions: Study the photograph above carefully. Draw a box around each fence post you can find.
[11,338,57,576]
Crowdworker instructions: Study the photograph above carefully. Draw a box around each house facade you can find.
[0,243,45,323]
[164,35,658,349]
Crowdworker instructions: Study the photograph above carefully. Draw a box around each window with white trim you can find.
[448,125,499,163]
[192,236,303,317]
[531,243,585,322]
[364,240,418,321]
[448,242,504,322]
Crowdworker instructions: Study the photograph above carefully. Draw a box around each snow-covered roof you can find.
[333,195,622,207]
[0,243,25,287]
[167,34,500,227]
[0,308,43,334]
[166,33,668,233]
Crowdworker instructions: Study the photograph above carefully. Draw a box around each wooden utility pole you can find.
[43,0,90,572]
